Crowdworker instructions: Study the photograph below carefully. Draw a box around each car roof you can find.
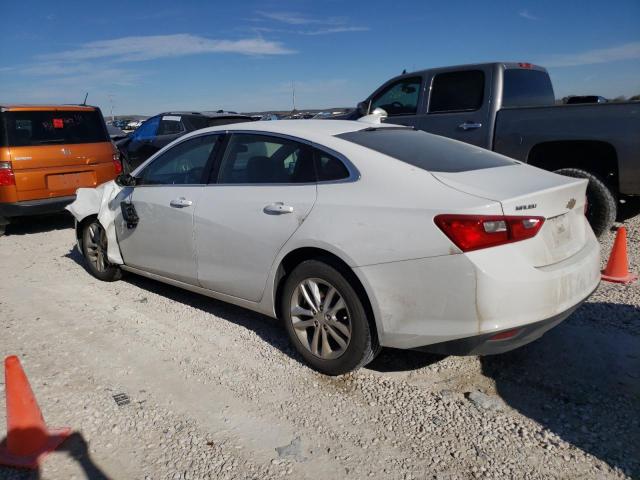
[200,119,393,140]
[0,104,99,112]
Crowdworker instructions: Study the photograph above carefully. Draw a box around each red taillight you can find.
[112,151,123,175]
[0,162,16,186]
[518,62,533,69]
[434,214,545,252]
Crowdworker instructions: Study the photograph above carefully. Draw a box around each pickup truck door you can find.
[368,75,426,129]
[416,67,493,148]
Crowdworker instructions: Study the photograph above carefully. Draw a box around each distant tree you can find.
[611,95,627,103]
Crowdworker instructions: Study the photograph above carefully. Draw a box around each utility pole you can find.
[291,81,296,113]
[108,94,115,122]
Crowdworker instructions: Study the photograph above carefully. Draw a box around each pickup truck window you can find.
[428,70,484,113]
[370,77,422,116]
[336,128,516,173]
[502,69,554,107]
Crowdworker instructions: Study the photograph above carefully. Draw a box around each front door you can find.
[195,133,317,302]
[117,133,221,284]
[417,68,492,147]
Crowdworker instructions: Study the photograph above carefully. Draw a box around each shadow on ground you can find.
[0,431,110,479]
[63,248,640,475]
[481,301,640,477]
[4,213,73,236]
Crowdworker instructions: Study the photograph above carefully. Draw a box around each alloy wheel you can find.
[290,278,352,360]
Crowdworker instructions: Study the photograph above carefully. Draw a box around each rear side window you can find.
[158,116,185,135]
[3,110,108,146]
[315,151,350,181]
[335,128,517,173]
[217,134,315,184]
[429,70,485,113]
[370,77,422,116]
[502,69,555,107]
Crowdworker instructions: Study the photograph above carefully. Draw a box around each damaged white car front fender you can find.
[66,181,126,265]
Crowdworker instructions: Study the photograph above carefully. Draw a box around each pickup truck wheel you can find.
[82,219,122,282]
[554,168,616,237]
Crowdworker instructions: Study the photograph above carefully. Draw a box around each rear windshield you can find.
[335,128,517,173]
[502,69,555,107]
[1,110,108,147]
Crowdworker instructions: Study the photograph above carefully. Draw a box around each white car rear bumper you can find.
[355,231,600,352]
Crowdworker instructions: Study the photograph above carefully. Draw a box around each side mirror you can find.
[357,101,371,117]
[115,173,137,187]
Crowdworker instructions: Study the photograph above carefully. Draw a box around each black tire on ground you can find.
[281,259,379,375]
[0,223,5,237]
[554,168,616,237]
[81,218,122,282]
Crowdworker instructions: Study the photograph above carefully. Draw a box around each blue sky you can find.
[1,0,639,115]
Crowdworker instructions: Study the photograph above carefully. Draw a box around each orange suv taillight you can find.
[112,151,123,175]
[0,162,16,186]
[434,214,545,252]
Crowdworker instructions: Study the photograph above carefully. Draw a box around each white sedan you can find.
[68,119,600,375]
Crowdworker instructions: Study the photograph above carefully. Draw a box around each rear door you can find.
[368,76,425,128]
[117,133,221,284]
[194,133,317,301]
[417,68,493,147]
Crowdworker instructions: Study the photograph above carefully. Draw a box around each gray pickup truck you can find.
[352,62,640,236]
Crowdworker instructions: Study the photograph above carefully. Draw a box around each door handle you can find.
[170,197,193,208]
[458,121,482,131]
[263,202,294,215]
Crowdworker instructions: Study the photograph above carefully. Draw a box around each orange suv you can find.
[0,105,121,235]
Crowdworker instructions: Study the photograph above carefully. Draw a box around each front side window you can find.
[217,134,314,184]
[132,116,160,140]
[138,134,219,185]
[370,77,422,116]
[429,70,485,113]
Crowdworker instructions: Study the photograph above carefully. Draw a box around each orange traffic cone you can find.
[601,226,638,284]
[0,356,71,469]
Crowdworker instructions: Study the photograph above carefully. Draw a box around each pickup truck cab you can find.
[354,62,640,236]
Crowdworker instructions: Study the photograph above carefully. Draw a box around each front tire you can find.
[82,218,122,281]
[281,260,378,375]
[554,168,616,237]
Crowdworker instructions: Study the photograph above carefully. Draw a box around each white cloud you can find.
[256,11,346,26]
[542,42,640,67]
[518,10,538,21]
[300,26,369,36]
[40,34,294,63]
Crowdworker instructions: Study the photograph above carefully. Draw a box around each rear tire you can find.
[554,168,616,237]
[281,260,378,375]
[81,218,122,282]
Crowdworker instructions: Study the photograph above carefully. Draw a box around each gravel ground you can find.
[0,213,638,480]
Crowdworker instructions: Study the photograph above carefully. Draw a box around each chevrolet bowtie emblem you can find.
[566,198,576,209]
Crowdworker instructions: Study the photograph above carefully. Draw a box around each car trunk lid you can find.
[432,164,589,266]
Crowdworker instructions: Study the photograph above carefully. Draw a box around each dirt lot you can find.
[0,214,638,480]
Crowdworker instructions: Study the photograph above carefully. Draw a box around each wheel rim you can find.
[86,222,109,272]
[290,278,352,360]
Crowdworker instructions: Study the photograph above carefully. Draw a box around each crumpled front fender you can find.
[66,181,126,265]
